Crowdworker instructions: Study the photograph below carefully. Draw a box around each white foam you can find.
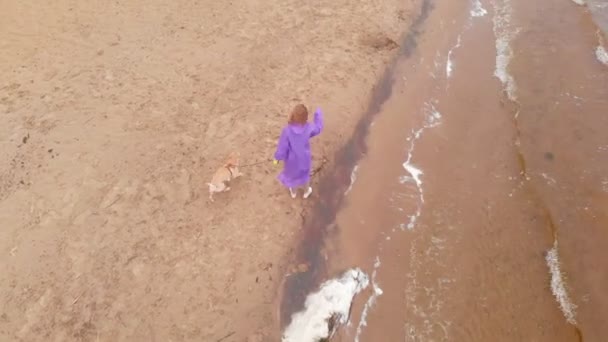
[446,35,462,78]
[345,165,360,195]
[596,45,608,65]
[493,0,519,101]
[471,0,488,17]
[427,104,442,125]
[402,103,441,189]
[354,258,383,342]
[403,131,425,209]
[570,0,585,5]
[403,163,424,190]
[282,269,369,342]
[545,240,577,325]
[494,37,517,100]
[405,207,422,230]
[399,175,414,184]
[399,104,442,231]
[446,59,454,79]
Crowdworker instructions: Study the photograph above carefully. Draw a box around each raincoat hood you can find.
[287,124,308,135]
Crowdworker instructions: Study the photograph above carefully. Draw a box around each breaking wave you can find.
[282,269,369,342]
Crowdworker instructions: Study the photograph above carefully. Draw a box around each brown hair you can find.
[288,104,309,125]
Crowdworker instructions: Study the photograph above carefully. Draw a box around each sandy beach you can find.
[2,0,608,341]
[0,0,418,341]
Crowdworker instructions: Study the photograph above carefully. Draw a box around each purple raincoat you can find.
[274,108,324,188]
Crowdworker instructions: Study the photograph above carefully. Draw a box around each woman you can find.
[273,104,324,198]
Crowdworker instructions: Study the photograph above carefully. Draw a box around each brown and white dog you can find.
[207,152,242,202]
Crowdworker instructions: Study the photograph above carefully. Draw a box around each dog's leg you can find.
[208,183,216,202]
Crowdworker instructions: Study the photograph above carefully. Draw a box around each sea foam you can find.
[596,45,608,65]
[546,241,577,325]
[493,0,519,101]
[446,35,462,78]
[354,258,383,342]
[282,269,369,342]
[472,0,488,17]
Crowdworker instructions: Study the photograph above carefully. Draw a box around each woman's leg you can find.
[303,182,312,199]
[288,182,311,199]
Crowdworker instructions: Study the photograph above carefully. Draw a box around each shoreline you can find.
[2,0,606,340]
[278,0,433,331]
[282,0,608,340]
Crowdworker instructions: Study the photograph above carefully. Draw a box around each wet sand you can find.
[281,0,608,340]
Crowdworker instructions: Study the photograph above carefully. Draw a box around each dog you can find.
[207,152,242,202]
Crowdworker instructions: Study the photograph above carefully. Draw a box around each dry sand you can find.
[0,0,418,341]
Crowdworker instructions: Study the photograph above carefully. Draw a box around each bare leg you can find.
[303,182,313,199]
